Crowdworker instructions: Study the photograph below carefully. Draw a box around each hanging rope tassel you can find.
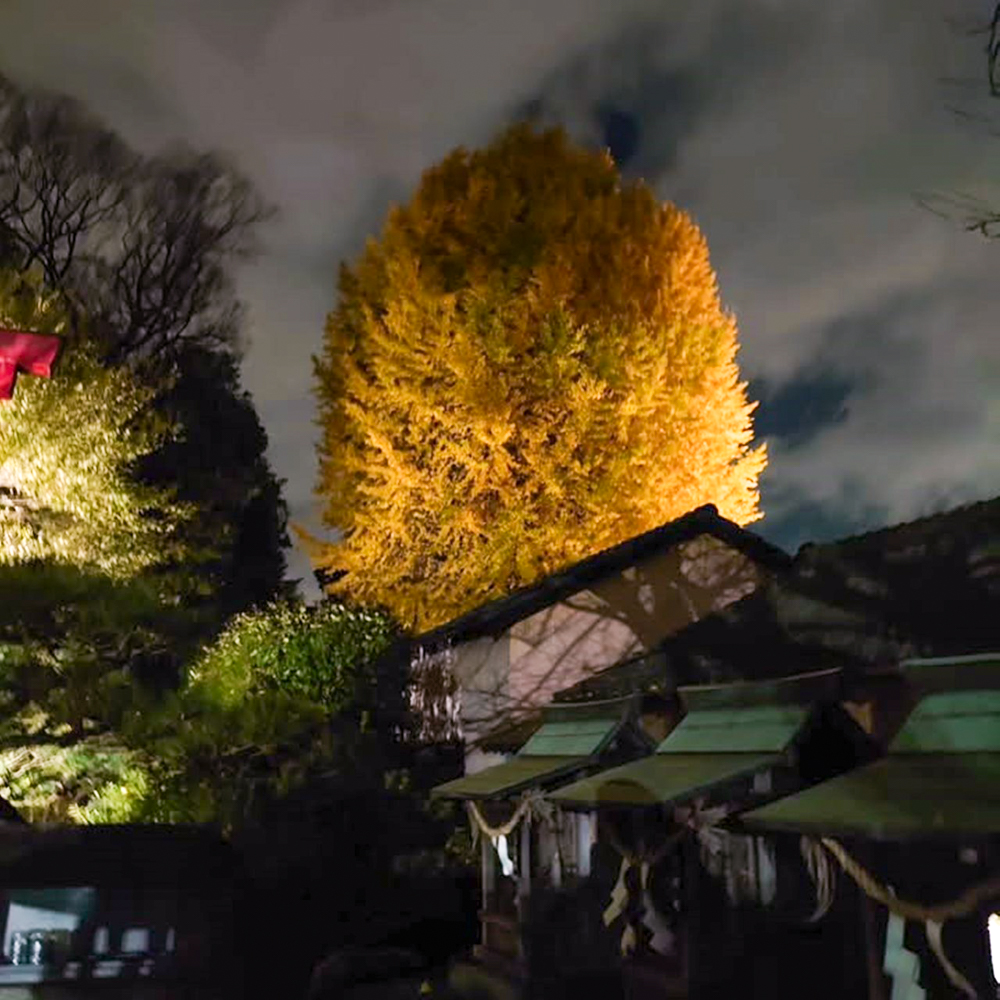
[800,836,837,923]
[601,818,684,955]
[467,795,533,840]
[925,920,978,1000]
[638,861,676,957]
[465,802,480,848]
[603,856,631,927]
[492,833,515,877]
[820,838,1000,922]
[620,923,638,957]
[820,837,1000,1000]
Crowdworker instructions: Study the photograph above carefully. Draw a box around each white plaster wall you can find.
[442,534,764,749]
[508,610,642,710]
[450,633,510,743]
[503,534,762,713]
[464,748,509,776]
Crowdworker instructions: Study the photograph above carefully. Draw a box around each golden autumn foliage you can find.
[312,125,767,630]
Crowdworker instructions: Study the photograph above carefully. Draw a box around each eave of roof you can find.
[412,505,792,652]
[741,652,1000,838]
[677,667,843,711]
[900,652,1000,697]
[431,695,644,801]
[430,755,593,801]
[551,670,839,809]
[551,752,778,809]
[551,580,870,704]
[477,713,544,754]
[738,754,1000,839]
[796,495,1000,560]
[785,497,1000,654]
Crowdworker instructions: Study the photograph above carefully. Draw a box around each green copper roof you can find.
[549,674,828,808]
[678,668,841,711]
[659,669,835,754]
[661,705,809,754]
[891,690,1000,753]
[550,752,777,808]
[430,756,591,801]
[742,653,1000,837]
[740,754,1000,838]
[430,696,637,801]
[519,717,621,757]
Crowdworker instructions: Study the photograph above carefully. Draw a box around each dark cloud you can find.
[751,497,873,556]
[1,0,999,595]
[521,23,707,176]
[596,108,642,168]
[751,371,854,450]
[521,1,826,179]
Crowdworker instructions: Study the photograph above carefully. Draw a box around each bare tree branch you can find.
[988,2,1000,96]
[0,73,271,364]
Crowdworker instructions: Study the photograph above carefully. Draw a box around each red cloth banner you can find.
[0,329,62,399]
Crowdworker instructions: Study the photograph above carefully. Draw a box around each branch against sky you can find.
[0,73,271,366]
[914,5,1000,237]
[0,72,291,617]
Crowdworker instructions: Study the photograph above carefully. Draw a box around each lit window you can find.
[988,913,1000,985]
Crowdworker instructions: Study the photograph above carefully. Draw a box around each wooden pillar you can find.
[516,817,532,967]
[682,834,700,997]
[481,836,496,906]
[551,821,563,889]
[520,815,532,898]
[480,834,497,952]
[861,890,886,1000]
[577,812,595,877]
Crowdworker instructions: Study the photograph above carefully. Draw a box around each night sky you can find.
[2,0,999,594]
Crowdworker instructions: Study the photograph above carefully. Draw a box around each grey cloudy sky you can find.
[1,0,998,591]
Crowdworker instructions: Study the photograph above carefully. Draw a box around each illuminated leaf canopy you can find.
[185,600,398,713]
[313,124,767,629]
[0,269,185,576]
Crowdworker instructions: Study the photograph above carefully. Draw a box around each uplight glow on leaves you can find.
[312,125,766,629]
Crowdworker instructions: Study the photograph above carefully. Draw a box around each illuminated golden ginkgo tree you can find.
[312,125,767,630]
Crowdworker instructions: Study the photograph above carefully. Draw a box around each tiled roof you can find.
[790,495,1000,656]
[552,669,846,809]
[476,714,543,753]
[413,505,792,652]
[799,495,1000,557]
[430,755,592,801]
[551,752,778,809]
[558,495,1000,704]
[430,696,642,801]
[741,652,1000,838]
[554,588,858,702]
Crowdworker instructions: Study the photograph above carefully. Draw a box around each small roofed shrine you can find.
[741,652,1000,1000]
[430,696,660,975]
[548,668,876,999]
[552,668,872,813]
[422,499,1000,998]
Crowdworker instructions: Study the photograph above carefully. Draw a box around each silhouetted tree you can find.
[0,73,267,364]
[137,343,291,619]
[0,73,288,621]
